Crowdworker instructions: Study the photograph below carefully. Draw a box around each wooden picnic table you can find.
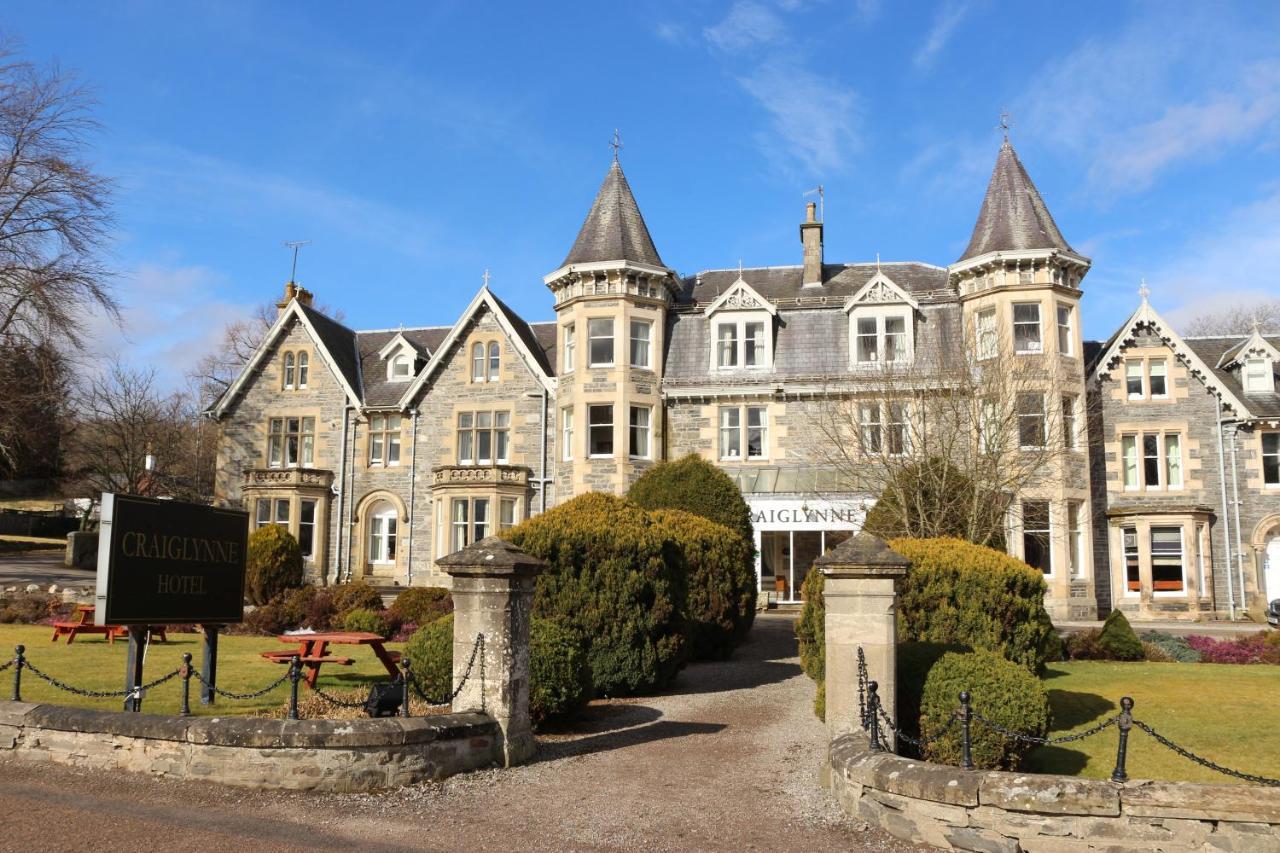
[262,631,401,687]
[50,605,168,645]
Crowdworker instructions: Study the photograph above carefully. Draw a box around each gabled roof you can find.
[396,287,556,408]
[1182,334,1280,418]
[377,331,429,361]
[1089,297,1260,419]
[843,270,920,312]
[703,274,777,317]
[561,160,664,268]
[1214,328,1280,369]
[959,141,1073,262]
[679,262,951,307]
[208,300,362,419]
[358,327,450,408]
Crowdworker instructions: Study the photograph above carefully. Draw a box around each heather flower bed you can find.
[1184,631,1280,664]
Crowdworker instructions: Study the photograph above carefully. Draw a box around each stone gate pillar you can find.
[814,532,910,740]
[439,536,546,767]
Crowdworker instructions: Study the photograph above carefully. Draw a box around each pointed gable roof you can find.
[561,160,664,268]
[959,141,1073,262]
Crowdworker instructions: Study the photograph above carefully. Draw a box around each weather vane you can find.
[610,129,623,161]
[997,110,1013,141]
[284,240,311,283]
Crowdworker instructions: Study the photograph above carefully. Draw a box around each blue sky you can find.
[7,1,1280,387]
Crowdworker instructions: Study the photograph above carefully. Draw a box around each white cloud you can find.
[704,1,787,52]
[654,22,689,45]
[913,0,973,72]
[852,0,882,23]
[739,59,859,175]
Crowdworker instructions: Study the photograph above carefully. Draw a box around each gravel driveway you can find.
[0,612,924,852]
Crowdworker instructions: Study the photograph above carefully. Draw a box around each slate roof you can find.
[676,262,951,307]
[488,289,557,377]
[355,326,450,407]
[561,160,665,268]
[1181,335,1280,418]
[959,141,1073,262]
[297,303,363,397]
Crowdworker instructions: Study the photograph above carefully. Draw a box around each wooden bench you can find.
[260,651,356,666]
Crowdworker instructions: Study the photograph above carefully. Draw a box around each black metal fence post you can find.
[11,645,24,702]
[400,657,412,718]
[287,655,301,721]
[1111,696,1134,783]
[959,690,974,770]
[179,653,193,717]
[867,680,884,752]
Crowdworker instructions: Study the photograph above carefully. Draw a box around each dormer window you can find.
[378,333,425,383]
[390,354,412,381]
[1244,357,1274,393]
[714,319,769,369]
[853,311,909,365]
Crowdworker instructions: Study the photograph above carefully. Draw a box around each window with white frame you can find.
[267,417,314,468]
[976,309,997,360]
[298,499,316,560]
[630,320,652,368]
[1262,432,1279,485]
[1125,361,1144,398]
[297,352,308,388]
[471,342,485,382]
[852,310,910,365]
[456,411,510,465]
[1015,393,1046,448]
[389,353,412,381]
[1126,358,1168,399]
[858,404,881,454]
[1244,357,1274,393]
[449,497,489,552]
[368,413,402,466]
[1121,431,1182,489]
[887,402,908,455]
[487,342,500,381]
[859,403,908,455]
[1013,303,1042,354]
[368,502,398,564]
[1151,526,1185,593]
[283,352,296,389]
[588,318,614,367]
[714,318,770,369]
[1056,304,1073,356]
[1149,359,1167,397]
[1022,500,1051,574]
[588,404,614,456]
[1066,501,1084,577]
[561,407,573,461]
[1122,526,1140,592]
[1061,394,1078,450]
[255,498,291,530]
[563,323,576,373]
[628,406,651,459]
[719,405,767,460]
[499,497,517,532]
[979,398,999,454]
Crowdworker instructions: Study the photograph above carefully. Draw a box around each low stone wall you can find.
[0,702,502,792]
[825,731,1280,852]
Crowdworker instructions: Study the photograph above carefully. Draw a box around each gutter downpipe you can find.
[333,404,353,586]
[1215,397,1236,620]
[406,409,419,587]
[345,412,358,582]
[1229,427,1248,616]
[540,387,549,514]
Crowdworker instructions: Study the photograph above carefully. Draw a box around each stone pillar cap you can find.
[815,532,910,578]
[438,536,547,578]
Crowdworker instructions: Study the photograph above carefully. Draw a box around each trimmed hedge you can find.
[891,537,1057,674]
[331,580,384,621]
[795,569,826,719]
[920,649,1051,770]
[405,613,590,724]
[245,525,304,605]
[506,492,687,696]
[391,587,453,626]
[628,453,753,544]
[343,607,391,637]
[649,508,756,660]
[1097,609,1143,661]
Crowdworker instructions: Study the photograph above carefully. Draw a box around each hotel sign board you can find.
[748,498,866,532]
[95,493,249,625]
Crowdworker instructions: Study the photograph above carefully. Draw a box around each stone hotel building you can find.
[208,142,1280,623]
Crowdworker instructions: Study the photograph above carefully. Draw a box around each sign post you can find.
[96,493,248,711]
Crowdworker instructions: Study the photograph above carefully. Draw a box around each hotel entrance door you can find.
[760,529,852,603]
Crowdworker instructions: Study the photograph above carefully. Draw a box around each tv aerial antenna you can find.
[284,240,311,283]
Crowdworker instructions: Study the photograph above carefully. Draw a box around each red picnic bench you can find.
[261,631,401,687]
[51,605,168,645]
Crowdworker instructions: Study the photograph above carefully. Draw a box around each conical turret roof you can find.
[561,160,665,268]
[958,141,1073,262]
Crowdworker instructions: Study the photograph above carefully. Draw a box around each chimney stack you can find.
[276,281,298,317]
[801,202,823,288]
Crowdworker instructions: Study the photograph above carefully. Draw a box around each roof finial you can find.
[876,252,881,274]
[609,129,623,162]
[1138,277,1150,304]
[482,268,491,289]
[1251,312,1262,335]
[738,259,744,279]
[997,109,1013,143]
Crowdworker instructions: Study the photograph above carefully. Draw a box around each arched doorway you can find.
[1254,516,1280,604]
[367,501,398,566]
[353,491,407,580]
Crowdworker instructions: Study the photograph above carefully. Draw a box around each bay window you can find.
[1122,526,1140,592]
[499,497,517,532]
[1022,500,1051,574]
[976,309,996,360]
[1016,393,1046,448]
[449,497,490,552]
[1263,432,1279,485]
[629,406,651,459]
[1062,394,1078,449]
[298,499,316,560]
[630,320,652,368]
[588,318,614,367]
[563,323,576,373]
[588,404,614,457]
[1151,526,1185,593]
[1013,303,1042,354]
[562,407,573,461]
[267,417,314,468]
[1066,501,1084,578]
[1056,304,1073,356]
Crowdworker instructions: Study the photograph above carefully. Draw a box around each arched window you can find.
[391,354,412,380]
[297,352,309,388]
[487,341,500,381]
[283,352,295,389]
[367,502,398,564]
[471,342,485,382]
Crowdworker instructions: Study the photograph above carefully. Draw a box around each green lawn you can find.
[1023,660,1280,784]
[0,624,404,716]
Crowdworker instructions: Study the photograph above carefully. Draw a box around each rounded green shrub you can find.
[505,492,687,696]
[891,537,1057,674]
[245,525,304,605]
[628,453,753,544]
[343,607,391,637]
[920,649,1051,770]
[864,457,1006,549]
[405,613,591,723]
[1097,609,1143,661]
[390,586,453,626]
[331,579,384,620]
[649,508,756,660]
[794,569,827,719]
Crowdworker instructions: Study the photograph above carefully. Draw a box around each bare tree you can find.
[1180,300,1280,336]
[800,332,1080,547]
[0,339,69,477]
[0,43,115,350]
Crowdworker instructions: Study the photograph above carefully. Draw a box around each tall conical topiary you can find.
[1097,609,1143,661]
[245,525,304,605]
